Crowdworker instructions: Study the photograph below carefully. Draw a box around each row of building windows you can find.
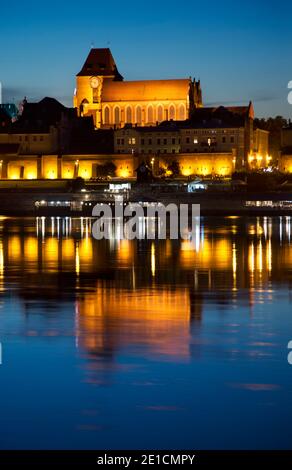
[117,149,179,154]
[185,136,235,144]
[116,148,227,154]
[117,137,179,145]
[116,136,235,146]
[103,104,186,125]
[184,129,238,135]
[18,135,45,142]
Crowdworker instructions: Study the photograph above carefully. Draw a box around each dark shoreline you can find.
[0,189,292,217]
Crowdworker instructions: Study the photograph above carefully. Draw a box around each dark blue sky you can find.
[1,0,291,118]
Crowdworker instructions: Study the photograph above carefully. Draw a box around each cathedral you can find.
[73,48,202,128]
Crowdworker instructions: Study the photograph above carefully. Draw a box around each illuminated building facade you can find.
[0,54,271,181]
[0,151,134,180]
[114,103,268,176]
[279,125,292,172]
[0,97,134,179]
[73,48,203,128]
[248,127,270,169]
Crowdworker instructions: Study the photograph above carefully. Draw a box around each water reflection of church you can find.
[1,216,292,367]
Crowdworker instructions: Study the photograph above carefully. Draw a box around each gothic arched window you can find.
[147,105,154,124]
[136,106,142,125]
[80,98,89,117]
[126,106,132,124]
[104,106,110,125]
[178,104,186,120]
[114,107,120,126]
[169,105,176,120]
[157,105,163,122]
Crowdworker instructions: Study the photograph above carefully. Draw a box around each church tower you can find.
[74,48,203,129]
[73,48,123,127]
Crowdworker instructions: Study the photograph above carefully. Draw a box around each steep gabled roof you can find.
[77,48,123,80]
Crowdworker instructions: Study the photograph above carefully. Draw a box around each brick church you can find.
[73,48,202,128]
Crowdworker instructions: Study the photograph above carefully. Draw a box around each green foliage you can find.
[71,176,85,191]
[232,171,247,181]
[157,167,166,177]
[96,162,117,177]
[246,172,277,191]
[167,160,180,176]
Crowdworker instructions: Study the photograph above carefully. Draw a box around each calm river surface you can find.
[0,216,292,449]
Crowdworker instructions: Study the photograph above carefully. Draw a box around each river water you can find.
[0,216,291,449]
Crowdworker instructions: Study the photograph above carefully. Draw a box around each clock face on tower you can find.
[90,77,99,89]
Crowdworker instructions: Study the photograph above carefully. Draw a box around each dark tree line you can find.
[254,116,290,158]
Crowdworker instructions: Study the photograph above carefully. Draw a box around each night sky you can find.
[1,0,291,118]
